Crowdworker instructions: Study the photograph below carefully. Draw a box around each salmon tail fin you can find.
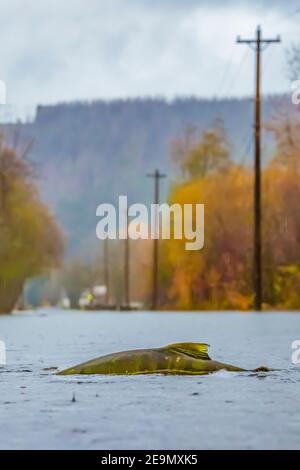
[252,366,272,372]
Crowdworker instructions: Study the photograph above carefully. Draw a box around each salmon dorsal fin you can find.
[165,342,211,360]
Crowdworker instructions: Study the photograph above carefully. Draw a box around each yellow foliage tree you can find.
[0,141,63,313]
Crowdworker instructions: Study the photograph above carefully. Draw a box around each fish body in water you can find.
[57,342,270,376]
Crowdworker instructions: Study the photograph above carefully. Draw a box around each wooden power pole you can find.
[124,210,130,307]
[237,26,280,311]
[104,238,110,305]
[147,169,166,310]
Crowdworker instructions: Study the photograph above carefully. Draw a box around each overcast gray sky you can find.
[0,0,299,118]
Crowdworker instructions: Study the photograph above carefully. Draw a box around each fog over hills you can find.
[2,95,287,256]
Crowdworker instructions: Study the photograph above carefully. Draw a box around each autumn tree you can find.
[170,123,231,180]
[0,138,63,313]
[159,166,253,310]
[160,116,300,310]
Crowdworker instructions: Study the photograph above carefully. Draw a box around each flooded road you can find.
[0,309,299,449]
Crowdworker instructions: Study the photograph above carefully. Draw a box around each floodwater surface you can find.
[0,309,299,449]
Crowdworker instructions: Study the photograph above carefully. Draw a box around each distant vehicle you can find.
[120,301,143,311]
[79,286,116,310]
[60,297,71,309]
[78,289,94,309]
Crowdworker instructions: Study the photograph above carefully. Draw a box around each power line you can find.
[281,6,300,21]
[215,45,236,97]
[221,47,250,98]
[228,131,253,193]
[239,132,253,167]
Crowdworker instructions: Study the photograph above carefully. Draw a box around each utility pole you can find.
[124,210,130,307]
[104,238,110,305]
[237,25,280,311]
[147,169,166,310]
